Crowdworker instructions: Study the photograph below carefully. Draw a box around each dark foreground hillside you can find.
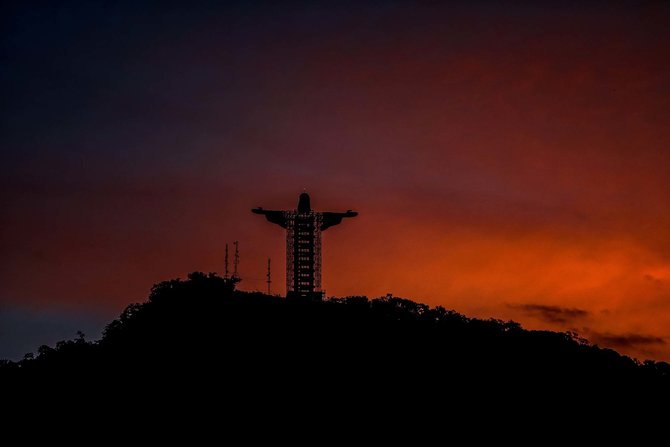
[3,272,670,418]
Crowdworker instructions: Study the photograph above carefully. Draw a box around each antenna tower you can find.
[224,243,229,279]
[267,257,272,294]
[233,240,240,279]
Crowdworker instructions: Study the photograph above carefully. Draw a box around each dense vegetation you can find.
[3,272,669,408]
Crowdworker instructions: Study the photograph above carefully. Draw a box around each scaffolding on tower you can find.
[252,192,357,301]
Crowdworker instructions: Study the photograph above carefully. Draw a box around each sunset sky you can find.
[2,1,670,361]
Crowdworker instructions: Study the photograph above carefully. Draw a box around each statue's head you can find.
[298,192,311,213]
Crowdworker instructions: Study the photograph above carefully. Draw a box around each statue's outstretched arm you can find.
[321,210,358,231]
[252,208,288,228]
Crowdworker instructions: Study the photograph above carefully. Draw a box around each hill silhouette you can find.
[3,272,670,416]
